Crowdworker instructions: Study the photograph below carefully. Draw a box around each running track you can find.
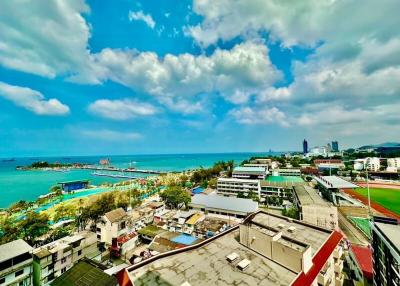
[357,182,400,189]
[342,188,400,221]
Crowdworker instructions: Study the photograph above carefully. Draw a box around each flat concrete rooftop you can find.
[375,222,400,252]
[294,185,331,206]
[128,230,296,286]
[251,212,331,256]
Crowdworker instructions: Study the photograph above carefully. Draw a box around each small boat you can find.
[2,158,15,162]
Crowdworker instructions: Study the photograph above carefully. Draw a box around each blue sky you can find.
[1,0,399,157]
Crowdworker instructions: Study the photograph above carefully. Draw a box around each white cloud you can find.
[0,81,70,115]
[88,99,157,120]
[229,106,289,127]
[0,0,97,81]
[89,41,281,113]
[128,10,155,29]
[80,129,142,141]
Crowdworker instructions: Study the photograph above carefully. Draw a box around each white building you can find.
[354,157,381,171]
[32,231,98,286]
[272,168,302,176]
[387,158,400,171]
[97,208,132,245]
[0,239,33,286]
[189,194,258,218]
[232,166,267,180]
[217,178,260,197]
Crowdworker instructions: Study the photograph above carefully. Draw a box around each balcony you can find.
[335,273,344,286]
[334,260,343,274]
[333,246,343,259]
[318,270,330,285]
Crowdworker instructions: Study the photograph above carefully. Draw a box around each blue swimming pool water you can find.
[192,187,204,194]
[171,234,198,245]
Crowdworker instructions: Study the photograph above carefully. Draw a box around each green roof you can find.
[51,260,118,286]
[138,225,164,237]
[234,166,265,172]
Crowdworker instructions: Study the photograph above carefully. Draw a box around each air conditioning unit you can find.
[288,226,296,233]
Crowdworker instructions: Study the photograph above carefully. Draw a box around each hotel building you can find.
[232,166,267,180]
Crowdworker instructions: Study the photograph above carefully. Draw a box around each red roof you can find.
[291,230,343,286]
[351,245,373,280]
[117,232,137,245]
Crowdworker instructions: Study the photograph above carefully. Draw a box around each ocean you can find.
[0,152,276,208]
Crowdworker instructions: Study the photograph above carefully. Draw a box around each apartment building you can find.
[97,208,131,245]
[32,231,98,286]
[0,240,33,286]
[387,158,400,171]
[272,168,302,176]
[371,217,400,286]
[217,177,260,197]
[354,157,381,172]
[124,211,344,286]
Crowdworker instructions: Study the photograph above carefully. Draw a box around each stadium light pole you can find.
[366,166,371,216]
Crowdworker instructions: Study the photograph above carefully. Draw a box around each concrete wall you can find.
[302,205,338,230]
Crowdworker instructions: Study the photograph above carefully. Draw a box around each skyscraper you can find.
[332,141,339,152]
[303,139,308,154]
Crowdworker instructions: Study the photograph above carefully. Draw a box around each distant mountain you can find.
[358,142,400,150]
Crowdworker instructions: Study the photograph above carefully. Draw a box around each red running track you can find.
[357,182,400,189]
[342,188,400,221]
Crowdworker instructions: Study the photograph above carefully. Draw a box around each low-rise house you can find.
[147,202,165,217]
[138,206,154,225]
[32,231,98,286]
[0,239,33,286]
[97,208,130,245]
[168,210,196,232]
[183,213,205,234]
[193,217,229,239]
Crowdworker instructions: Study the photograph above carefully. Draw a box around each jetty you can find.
[91,172,137,179]
[81,166,167,175]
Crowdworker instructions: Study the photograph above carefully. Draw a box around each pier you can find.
[80,166,167,175]
[91,172,137,179]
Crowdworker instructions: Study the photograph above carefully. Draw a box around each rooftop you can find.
[314,176,358,189]
[233,166,266,173]
[0,239,33,263]
[51,259,118,286]
[250,212,331,256]
[128,230,297,286]
[104,208,127,223]
[351,245,373,280]
[190,194,258,214]
[374,221,400,252]
[217,177,259,183]
[58,180,89,184]
[294,185,330,206]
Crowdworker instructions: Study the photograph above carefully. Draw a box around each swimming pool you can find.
[192,187,204,195]
[265,176,304,183]
[171,234,198,245]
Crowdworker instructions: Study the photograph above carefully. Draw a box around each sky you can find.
[0,0,400,157]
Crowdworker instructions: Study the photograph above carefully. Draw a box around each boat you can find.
[2,158,15,162]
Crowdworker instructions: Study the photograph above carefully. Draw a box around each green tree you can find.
[19,212,49,245]
[160,186,191,209]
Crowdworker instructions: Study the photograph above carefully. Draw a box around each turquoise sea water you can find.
[0,153,276,208]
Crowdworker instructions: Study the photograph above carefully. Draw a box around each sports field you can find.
[354,187,400,215]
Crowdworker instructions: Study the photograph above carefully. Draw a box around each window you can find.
[61,267,66,274]
[15,269,24,277]
[120,221,126,230]
[61,257,67,264]
[77,250,82,256]
[48,264,54,271]
[0,277,5,284]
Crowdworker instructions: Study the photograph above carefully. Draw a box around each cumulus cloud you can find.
[229,106,289,127]
[80,129,142,141]
[0,0,97,81]
[0,81,70,115]
[88,99,157,120]
[89,41,281,113]
[128,10,156,29]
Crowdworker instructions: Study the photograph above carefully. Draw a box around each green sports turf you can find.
[354,187,400,215]
[348,216,371,238]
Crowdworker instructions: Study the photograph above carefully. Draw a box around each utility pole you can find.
[366,167,371,216]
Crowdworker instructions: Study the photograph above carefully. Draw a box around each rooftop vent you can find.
[277,223,285,229]
[237,259,251,271]
[288,226,296,233]
[226,252,239,263]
